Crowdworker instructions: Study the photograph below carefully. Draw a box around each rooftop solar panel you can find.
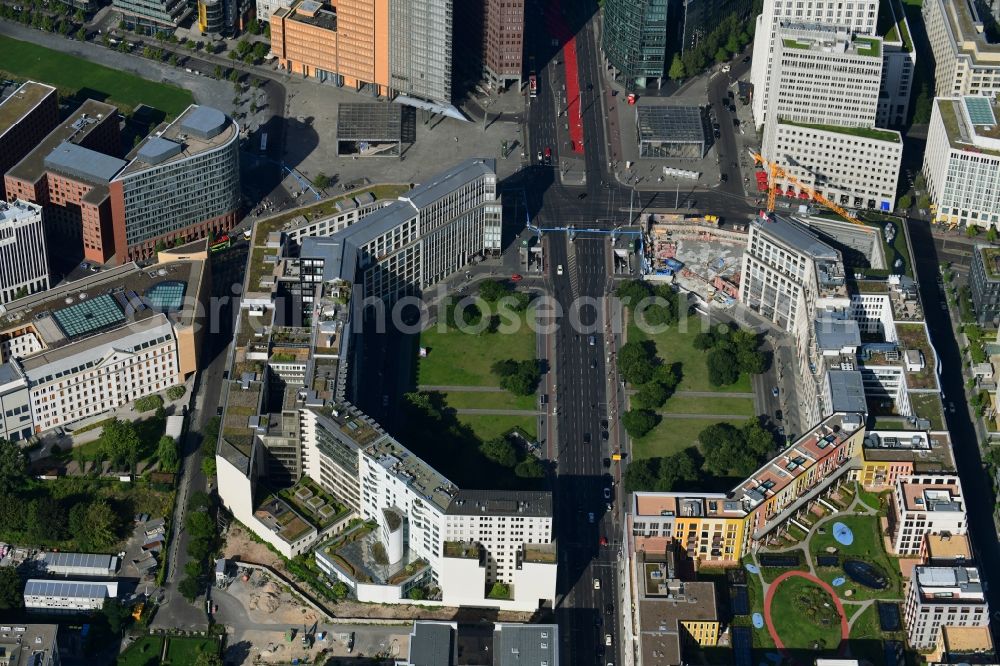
[965,96,996,125]
[51,293,125,339]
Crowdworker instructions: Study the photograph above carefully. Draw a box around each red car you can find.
[599,536,609,547]
[511,274,523,282]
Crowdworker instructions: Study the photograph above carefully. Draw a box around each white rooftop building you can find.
[24,579,118,613]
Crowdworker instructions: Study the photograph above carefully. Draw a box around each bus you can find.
[210,235,231,253]
[529,72,537,98]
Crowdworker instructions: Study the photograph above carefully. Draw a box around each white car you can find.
[557,264,564,276]
[605,633,613,646]
[593,578,601,590]
[721,64,731,73]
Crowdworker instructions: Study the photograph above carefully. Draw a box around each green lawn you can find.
[740,557,777,649]
[441,390,537,412]
[659,395,756,416]
[769,576,845,651]
[418,309,537,386]
[628,317,753,393]
[458,414,537,441]
[118,635,164,666]
[909,392,945,431]
[809,513,902,602]
[0,35,194,118]
[164,637,219,665]
[631,417,742,460]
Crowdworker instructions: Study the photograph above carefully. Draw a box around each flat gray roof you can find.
[827,370,867,415]
[448,490,552,517]
[43,142,127,184]
[180,105,228,139]
[760,215,840,260]
[636,105,705,143]
[404,158,495,210]
[408,622,454,666]
[24,579,117,599]
[38,552,117,572]
[494,623,559,666]
[815,318,861,350]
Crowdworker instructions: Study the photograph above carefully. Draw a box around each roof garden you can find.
[897,323,937,389]
[780,118,900,143]
[320,524,430,586]
[255,495,315,544]
[782,38,811,49]
[877,0,911,50]
[278,477,351,529]
[980,246,1000,280]
[522,543,557,564]
[443,541,481,559]
[854,36,882,57]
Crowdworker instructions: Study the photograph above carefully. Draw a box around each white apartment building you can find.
[0,200,48,306]
[24,580,118,613]
[904,566,989,650]
[762,27,902,212]
[889,475,966,555]
[0,250,207,437]
[924,0,1000,98]
[924,96,1000,230]
[739,214,851,425]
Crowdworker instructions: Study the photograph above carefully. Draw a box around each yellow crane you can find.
[750,151,864,226]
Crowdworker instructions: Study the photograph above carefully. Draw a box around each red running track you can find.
[763,571,850,656]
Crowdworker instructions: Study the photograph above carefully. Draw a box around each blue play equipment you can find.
[832,577,846,587]
[833,521,854,546]
[752,613,764,629]
[745,563,760,574]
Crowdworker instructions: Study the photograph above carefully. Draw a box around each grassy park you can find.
[117,635,164,666]
[809,513,903,601]
[659,395,755,416]
[460,414,537,442]
[768,576,844,650]
[439,390,536,412]
[0,35,193,117]
[628,318,753,393]
[417,308,537,386]
[631,417,742,460]
[163,637,220,664]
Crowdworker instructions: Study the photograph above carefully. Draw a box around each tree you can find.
[714,47,730,64]
[167,385,186,400]
[989,227,998,243]
[252,41,269,62]
[633,381,669,410]
[658,448,701,491]
[312,172,331,189]
[491,359,540,396]
[227,68,240,83]
[615,279,652,306]
[0,567,22,610]
[100,419,140,467]
[623,458,659,492]
[898,194,912,210]
[707,348,739,386]
[912,82,932,124]
[742,418,775,460]
[618,341,657,385]
[75,26,87,40]
[966,225,979,238]
[514,458,545,478]
[103,598,131,635]
[247,17,261,34]
[407,586,426,600]
[0,439,26,493]
[917,194,931,210]
[168,53,178,66]
[194,647,222,666]
[201,456,217,478]
[86,500,121,550]
[213,65,223,79]
[622,409,657,438]
[668,54,686,81]
[914,172,926,191]
[726,33,741,54]
[693,331,716,350]
[481,437,517,467]
[28,497,67,541]
[157,435,179,472]
[179,575,199,601]
[478,279,510,302]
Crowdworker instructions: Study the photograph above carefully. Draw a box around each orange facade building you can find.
[270,0,390,96]
[0,82,59,202]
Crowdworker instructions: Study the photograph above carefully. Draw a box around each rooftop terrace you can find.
[0,80,55,138]
[366,435,458,512]
[779,118,900,143]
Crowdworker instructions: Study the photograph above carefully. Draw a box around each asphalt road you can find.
[907,217,1000,650]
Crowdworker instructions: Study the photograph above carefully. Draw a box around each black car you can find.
[603,457,611,468]
[605,603,614,614]
[712,122,720,130]
[591,359,598,369]
[775,409,783,421]
[733,118,740,127]
[721,174,728,182]
[601,430,609,440]
[714,130,721,139]
[601,419,609,429]
[743,55,751,62]
[578,192,587,199]
[584,433,592,444]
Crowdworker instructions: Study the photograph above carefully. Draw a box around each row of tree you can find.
[695,324,767,386]
[668,13,755,81]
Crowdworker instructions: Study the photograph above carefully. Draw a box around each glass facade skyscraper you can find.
[601,0,668,88]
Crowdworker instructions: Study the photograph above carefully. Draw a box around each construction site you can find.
[643,213,748,307]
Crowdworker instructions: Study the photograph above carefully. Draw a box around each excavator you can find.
[749,151,864,226]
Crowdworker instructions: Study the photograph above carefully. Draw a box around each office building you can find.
[401,622,457,666]
[24,579,118,613]
[482,0,525,90]
[4,99,121,266]
[739,215,851,425]
[750,0,879,128]
[970,245,1000,325]
[859,430,957,491]
[878,0,917,127]
[36,552,119,577]
[888,475,966,555]
[0,200,49,305]
[0,246,209,435]
[761,26,902,212]
[198,0,251,34]
[636,574,719,665]
[5,103,239,265]
[111,105,241,262]
[0,82,59,202]
[270,0,457,111]
[113,0,190,30]
[601,0,669,88]
[924,96,1000,233]
[924,0,1000,99]
[493,624,560,666]
[904,566,989,650]
[0,624,59,666]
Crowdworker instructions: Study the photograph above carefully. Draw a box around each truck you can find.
[529,72,537,98]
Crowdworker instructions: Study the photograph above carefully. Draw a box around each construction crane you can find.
[750,151,864,226]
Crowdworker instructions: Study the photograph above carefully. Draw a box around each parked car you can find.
[593,578,601,589]
[772,387,779,398]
